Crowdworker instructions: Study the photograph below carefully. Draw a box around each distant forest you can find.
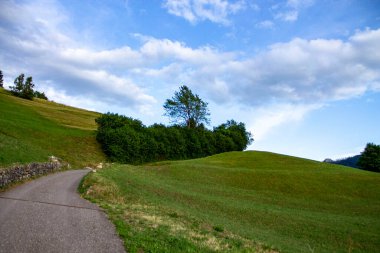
[324,155,361,168]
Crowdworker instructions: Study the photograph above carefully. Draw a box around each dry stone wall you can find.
[0,157,63,188]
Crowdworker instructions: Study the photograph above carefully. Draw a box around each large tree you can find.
[0,70,3,88]
[357,143,380,172]
[163,85,210,128]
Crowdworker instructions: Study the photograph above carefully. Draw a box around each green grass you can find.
[81,151,380,253]
[0,88,105,168]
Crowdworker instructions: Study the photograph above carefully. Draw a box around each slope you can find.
[0,88,105,167]
[81,151,380,253]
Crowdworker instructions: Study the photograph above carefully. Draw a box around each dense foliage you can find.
[9,73,48,100]
[96,113,253,164]
[358,143,380,172]
[10,74,34,99]
[163,85,210,128]
[34,90,48,100]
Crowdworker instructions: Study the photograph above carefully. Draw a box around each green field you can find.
[2,87,380,252]
[0,88,105,168]
[81,151,380,253]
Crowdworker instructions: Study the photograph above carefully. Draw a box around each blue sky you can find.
[1,0,379,161]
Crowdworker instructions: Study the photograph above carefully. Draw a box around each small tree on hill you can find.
[10,74,35,100]
[164,85,210,128]
[357,143,380,172]
[34,90,48,100]
[0,70,4,88]
[23,76,35,99]
[11,73,25,95]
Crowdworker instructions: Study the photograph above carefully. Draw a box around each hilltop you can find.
[81,151,380,253]
[0,88,105,168]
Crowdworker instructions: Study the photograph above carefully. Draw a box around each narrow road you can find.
[0,169,125,253]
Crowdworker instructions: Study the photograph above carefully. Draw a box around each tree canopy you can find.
[9,73,48,100]
[357,143,380,172]
[10,74,35,100]
[164,85,210,128]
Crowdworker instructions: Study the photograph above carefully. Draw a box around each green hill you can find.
[0,88,105,168]
[81,151,380,253]
[2,87,379,252]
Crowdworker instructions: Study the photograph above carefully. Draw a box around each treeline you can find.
[324,143,380,172]
[96,113,253,164]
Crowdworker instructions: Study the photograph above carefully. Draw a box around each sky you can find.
[0,0,379,161]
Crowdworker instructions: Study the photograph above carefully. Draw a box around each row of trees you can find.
[96,85,253,164]
[96,113,253,164]
[0,70,48,100]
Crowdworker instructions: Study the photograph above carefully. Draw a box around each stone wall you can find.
[0,157,63,188]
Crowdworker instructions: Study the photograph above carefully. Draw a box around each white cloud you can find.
[216,30,380,105]
[42,85,109,113]
[1,0,380,138]
[275,10,298,22]
[0,0,156,112]
[256,20,274,29]
[248,103,323,141]
[163,0,245,25]
[286,0,315,9]
[273,0,314,22]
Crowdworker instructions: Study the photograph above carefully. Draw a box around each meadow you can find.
[81,151,380,253]
[0,88,105,168]
[2,87,379,252]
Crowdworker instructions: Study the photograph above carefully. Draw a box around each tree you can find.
[23,76,35,99]
[11,73,25,95]
[357,143,380,172]
[0,70,3,88]
[163,85,210,128]
[34,90,48,100]
[10,74,35,100]
[214,120,253,151]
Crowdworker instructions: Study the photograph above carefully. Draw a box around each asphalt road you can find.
[0,169,125,253]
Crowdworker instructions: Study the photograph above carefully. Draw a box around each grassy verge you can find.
[0,88,105,168]
[80,151,380,252]
[80,166,274,253]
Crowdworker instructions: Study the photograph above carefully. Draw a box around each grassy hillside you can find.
[81,151,380,253]
[0,88,105,168]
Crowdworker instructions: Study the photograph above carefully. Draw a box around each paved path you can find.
[0,169,125,253]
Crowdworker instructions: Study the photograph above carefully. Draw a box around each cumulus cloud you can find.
[186,29,380,106]
[0,0,156,111]
[1,0,379,133]
[163,0,245,25]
